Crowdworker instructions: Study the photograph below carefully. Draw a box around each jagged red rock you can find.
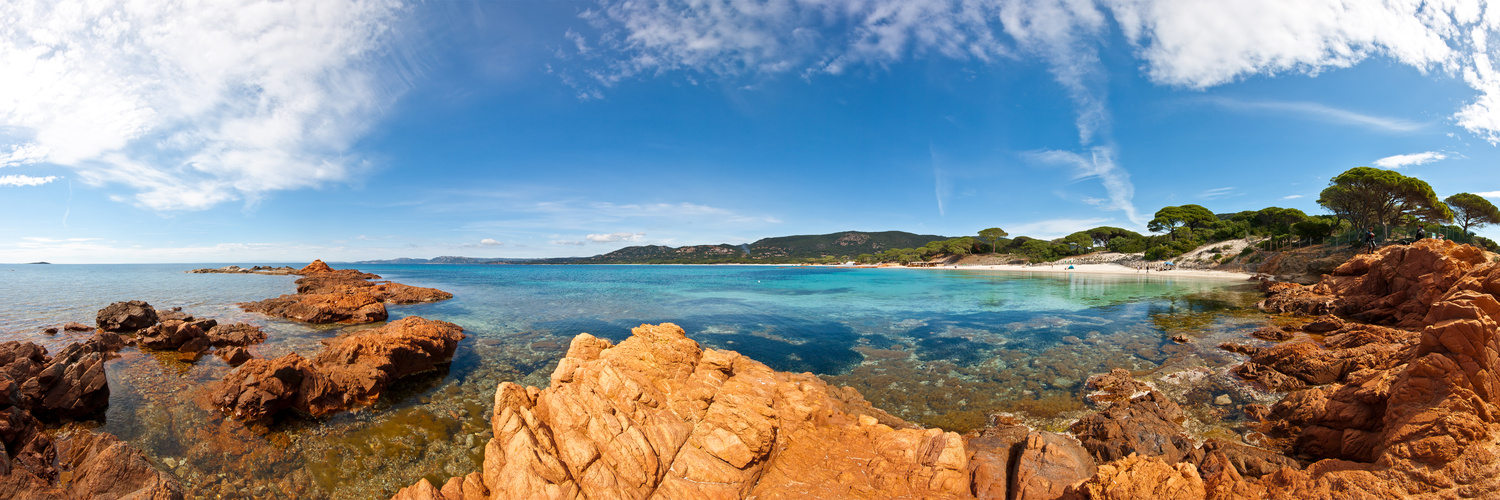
[95,300,158,332]
[391,323,975,500]
[210,317,465,422]
[239,260,451,324]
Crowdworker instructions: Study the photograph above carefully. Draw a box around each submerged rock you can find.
[210,317,466,422]
[95,300,158,332]
[1249,326,1292,341]
[60,322,92,332]
[239,260,452,324]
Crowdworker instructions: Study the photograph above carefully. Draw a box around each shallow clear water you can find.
[0,263,1272,499]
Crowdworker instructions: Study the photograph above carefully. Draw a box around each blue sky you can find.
[3,0,1500,263]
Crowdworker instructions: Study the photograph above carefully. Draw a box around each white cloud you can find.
[0,175,58,187]
[1103,0,1500,141]
[1198,187,1235,200]
[552,240,585,246]
[0,0,411,210]
[1029,147,1145,226]
[574,0,1500,142]
[1373,151,1447,168]
[1282,194,1303,200]
[479,238,503,246]
[1004,217,1113,240]
[0,144,49,168]
[1206,98,1425,132]
[1103,0,1456,89]
[586,232,645,243]
[1478,191,1500,198]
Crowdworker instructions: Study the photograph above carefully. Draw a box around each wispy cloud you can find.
[0,175,59,187]
[1198,187,1235,200]
[0,0,414,210]
[1204,97,1424,132]
[1003,218,1113,240]
[586,232,645,243]
[1282,194,1303,200]
[552,240,585,246]
[1373,151,1446,168]
[1478,191,1500,198]
[1030,147,1145,227]
[479,238,503,246]
[0,144,48,168]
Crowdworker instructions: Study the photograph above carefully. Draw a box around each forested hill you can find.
[745,231,950,259]
[529,231,953,264]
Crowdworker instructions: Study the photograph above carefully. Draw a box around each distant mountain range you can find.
[353,231,952,265]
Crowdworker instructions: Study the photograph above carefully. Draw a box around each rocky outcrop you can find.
[1011,432,1097,500]
[188,265,296,275]
[1249,326,1292,341]
[1070,389,1198,465]
[0,333,180,499]
[136,319,265,360]
[392,323,976,500]
[209,317,465,422]
[0,418,184,499]
[1259,240,1489,328]
[1221,240,1500,497]
[239,260,452,324]
[205,322,266,347]
[0,332,123,420]
[95,300,158,332]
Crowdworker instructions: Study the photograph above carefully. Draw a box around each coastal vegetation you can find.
[862,167,1495,265]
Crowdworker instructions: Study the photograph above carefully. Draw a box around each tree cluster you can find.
[858,166,1498,265]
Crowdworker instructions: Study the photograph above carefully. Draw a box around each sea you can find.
[0,263,1276,498]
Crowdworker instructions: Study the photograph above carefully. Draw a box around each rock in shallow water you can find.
[210,316,466,422]
[238,260,452,324]
[393,323,975,500]
[95,300,158,333]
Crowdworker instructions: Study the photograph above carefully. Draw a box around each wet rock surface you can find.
[96,300,159,333]
[0,332,182,499]
[210,317,466,422]
[239,260,453,324]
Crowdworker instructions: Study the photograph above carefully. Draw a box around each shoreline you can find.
[925,262,1256,280]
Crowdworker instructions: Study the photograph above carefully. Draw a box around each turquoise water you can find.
[0,263,1267,498]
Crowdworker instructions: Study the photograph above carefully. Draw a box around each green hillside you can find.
[546,231,952,264]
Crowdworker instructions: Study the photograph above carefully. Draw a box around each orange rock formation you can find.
[240,260,453,324]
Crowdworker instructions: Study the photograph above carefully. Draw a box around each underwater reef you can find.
[392,239,1500,499]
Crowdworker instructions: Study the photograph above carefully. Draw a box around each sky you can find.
[3,0,1500,263]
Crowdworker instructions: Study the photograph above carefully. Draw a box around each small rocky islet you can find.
[5,246,1500,499]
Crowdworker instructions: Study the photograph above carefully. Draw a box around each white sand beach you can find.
[917,262,1257,280]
